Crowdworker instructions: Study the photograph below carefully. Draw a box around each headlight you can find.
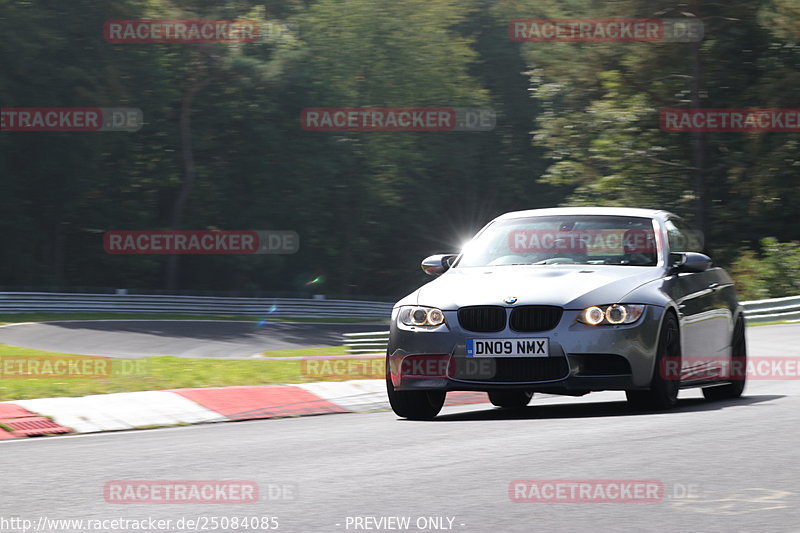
[578,304,645,326]
[398,306,446,327]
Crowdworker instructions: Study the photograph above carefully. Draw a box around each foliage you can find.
[0,0,798,299]
[730,238,800,299]
[0,344,375,401]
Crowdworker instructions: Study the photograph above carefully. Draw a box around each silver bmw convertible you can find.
[386,207,747,419]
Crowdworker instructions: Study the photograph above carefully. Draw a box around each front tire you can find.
[386,365,445,420]
[703,317,746,401]
[488,390,533,409]
[626,312,681,410]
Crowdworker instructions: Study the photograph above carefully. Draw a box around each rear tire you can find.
[703,317,746,401]
[626,312,681,410]
[488,390,533,409]
[386,364,445,420]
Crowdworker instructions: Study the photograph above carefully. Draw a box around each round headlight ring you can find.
[427,308,444,326]
[583,306,605,326]
[606,304,627,325]
[411,308,429,325]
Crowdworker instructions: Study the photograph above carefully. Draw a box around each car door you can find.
[661,218,728,381]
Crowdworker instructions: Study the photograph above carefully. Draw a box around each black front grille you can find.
[457,306,506,332]
[451,357,569,382]
[510,306,563,332]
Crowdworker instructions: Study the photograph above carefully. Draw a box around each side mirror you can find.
[669,252,712,274]
[421,254,458,277]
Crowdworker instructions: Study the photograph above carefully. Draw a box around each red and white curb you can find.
[0,380,489,439]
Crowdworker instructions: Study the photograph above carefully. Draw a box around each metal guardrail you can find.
[343,331,391,356]
[0,292,393,319]
[342,295,800,355]
[0,290,795,328]
[742,295,800,323]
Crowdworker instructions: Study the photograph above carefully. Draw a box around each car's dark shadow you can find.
[430,394,782,422]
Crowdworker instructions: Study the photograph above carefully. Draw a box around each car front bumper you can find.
[388,305,665,393]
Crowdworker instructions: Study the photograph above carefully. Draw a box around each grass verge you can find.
[0,344,384,401]
[260,346,350,357]
[746,320,800,327]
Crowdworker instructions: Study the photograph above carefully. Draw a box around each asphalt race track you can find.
[1,324,799,532]
[0,320,389,358]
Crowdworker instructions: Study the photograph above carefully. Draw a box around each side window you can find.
[665,218,703,252]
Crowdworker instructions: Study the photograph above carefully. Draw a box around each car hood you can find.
[411,265,663,309]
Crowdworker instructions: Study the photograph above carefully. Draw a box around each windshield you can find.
[457,215,659,267]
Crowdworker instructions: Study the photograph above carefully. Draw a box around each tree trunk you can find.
[164,73,210,290]
[689,3,707,241]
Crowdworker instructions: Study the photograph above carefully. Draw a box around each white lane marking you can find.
[671,488,795,515]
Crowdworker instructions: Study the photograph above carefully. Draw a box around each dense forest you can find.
[1,0,799,300]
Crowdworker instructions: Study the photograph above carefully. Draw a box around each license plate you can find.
[466,338,549,357]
